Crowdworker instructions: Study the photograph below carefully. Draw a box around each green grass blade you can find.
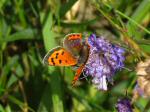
[8,95,35,112]
[1,29,37,42]
[127,0,150,39]
[59,0,77,17]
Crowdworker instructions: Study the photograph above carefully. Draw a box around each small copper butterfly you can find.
[43,33,90,86]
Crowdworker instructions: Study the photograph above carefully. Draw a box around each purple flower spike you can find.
[84,34,125,90]
[116,98,133,112]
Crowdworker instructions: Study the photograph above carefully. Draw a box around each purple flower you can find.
[84,34,125,90]
[116,98,133,112]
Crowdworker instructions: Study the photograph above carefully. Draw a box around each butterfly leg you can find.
[72,65,84,86]
[79,71,88,81]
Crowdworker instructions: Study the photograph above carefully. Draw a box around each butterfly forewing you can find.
[43,46,77,66]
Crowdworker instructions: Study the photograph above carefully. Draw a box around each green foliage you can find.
[0,0,150,112]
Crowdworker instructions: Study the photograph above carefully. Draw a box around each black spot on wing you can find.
[55,52,59,59]
[55,55,58,59]
[52,62,55,65]
[51,58,54,62]
[59,60,62,64]
[51,58,55,65]
[61,51,64,55]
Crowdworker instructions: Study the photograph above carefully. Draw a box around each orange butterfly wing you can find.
[43,46,77,66]
[65,33,82,40]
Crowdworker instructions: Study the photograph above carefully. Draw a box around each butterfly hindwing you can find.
[63,33,83,56]
[43,46,77,66]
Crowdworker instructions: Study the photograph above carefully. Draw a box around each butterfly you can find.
[43,33,90,86]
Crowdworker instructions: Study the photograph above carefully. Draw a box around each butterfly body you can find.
[43,33,90,86]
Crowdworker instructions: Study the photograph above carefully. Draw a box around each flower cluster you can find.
[116,98,133,112]
[84,34,125,90]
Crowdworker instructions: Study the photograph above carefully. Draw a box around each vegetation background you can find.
[0,0,150,112]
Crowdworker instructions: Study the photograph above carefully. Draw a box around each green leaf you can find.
[1,29,37,42]
[7,64,24,88]
[140,45,150,53]
[37,84,52,112]
[8,95,35,112]
[5,105,11,112]
[127,0,150,39]
[0,0,8,12]
[0,56,19,95]
[59,0,77,17]
[0,105,5,112]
